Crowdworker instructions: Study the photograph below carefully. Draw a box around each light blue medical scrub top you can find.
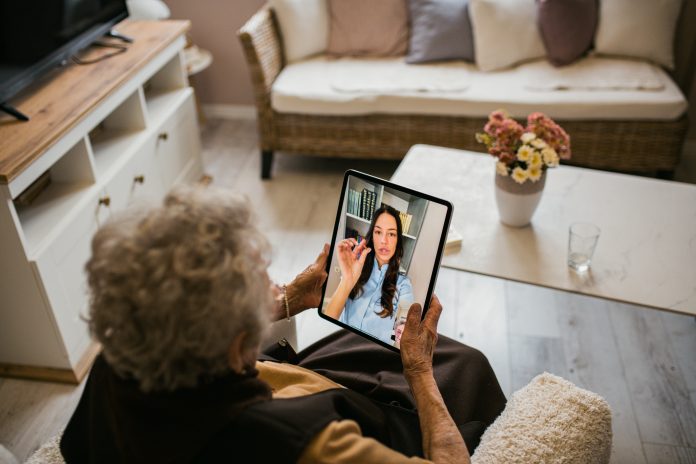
[340,259,414,345]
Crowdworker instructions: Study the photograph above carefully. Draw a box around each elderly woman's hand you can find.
[282,243,329,318]
[399,295,470,463]
[400,295,442,379]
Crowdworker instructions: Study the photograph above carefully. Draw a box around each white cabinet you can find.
[31,193,100,367]
[0,27,203,383]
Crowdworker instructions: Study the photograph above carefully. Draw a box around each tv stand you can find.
[0,102,30,121]
[0,20,203,383]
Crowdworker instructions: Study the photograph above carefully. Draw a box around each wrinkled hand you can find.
[400,295,442,378]
[286,243,329,315]
[336,238,370,289]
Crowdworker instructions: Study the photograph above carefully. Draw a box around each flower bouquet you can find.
[476,110,571,226]
[476,110,571,184]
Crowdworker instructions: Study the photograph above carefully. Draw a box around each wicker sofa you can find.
[239,3,696,179]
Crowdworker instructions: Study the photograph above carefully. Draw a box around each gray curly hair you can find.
[86,185,272,392]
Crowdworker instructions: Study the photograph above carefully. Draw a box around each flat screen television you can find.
[0,0,130,120]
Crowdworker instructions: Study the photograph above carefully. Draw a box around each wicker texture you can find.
[238,6,688,174]
[238,6,283,151]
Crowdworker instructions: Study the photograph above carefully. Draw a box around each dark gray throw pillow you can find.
[537,0,598,67]
[406,0,475,64]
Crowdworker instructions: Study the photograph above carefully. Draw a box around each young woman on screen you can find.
[324,205,414,346]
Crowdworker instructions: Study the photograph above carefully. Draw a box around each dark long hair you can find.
[350,205,404,318]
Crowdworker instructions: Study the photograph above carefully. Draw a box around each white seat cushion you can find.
[271,56,687,120]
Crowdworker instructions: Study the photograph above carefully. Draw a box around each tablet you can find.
[318,170,453,353]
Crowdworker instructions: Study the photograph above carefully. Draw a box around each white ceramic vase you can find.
[494,170,546,227]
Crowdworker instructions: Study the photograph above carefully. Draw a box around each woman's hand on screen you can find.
[336,238,370,288]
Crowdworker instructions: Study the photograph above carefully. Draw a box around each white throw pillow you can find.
[469,0,545,72]
[270,0,329,62]
[594,0,682,69]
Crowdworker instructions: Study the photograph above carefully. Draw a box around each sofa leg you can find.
[655,170,674,180]
[261,150,274,179]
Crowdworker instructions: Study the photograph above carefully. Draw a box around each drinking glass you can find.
[567,223,600,272]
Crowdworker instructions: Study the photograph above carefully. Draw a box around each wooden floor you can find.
[1,118,695,463]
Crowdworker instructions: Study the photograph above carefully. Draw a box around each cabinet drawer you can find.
[152,92,199,188]
[31,192,110,363]
[104,137,166,212]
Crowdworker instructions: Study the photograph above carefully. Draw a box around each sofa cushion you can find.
[538,0,598,67]
[595,0,682,69]
[329,58,471,92]
[522,57,664,91]
[269,0,329,62]
[469,0,545,71]
[406,0,475,64]
[271,56,687,120]
[326,0,409,57]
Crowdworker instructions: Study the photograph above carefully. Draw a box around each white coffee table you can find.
[391,145,696,316]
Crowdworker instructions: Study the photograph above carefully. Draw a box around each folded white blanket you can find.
[521,57,665,91]
[330,58,472,93]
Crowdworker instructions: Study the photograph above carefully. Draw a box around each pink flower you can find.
[482,112,524,159]
[489,110,507,122]
[526,112,571,160]
[476,110,571,172]
[498,152,515,164]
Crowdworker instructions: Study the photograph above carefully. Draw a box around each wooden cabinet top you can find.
[0,20,190,184]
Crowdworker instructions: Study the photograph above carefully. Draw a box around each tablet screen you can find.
[318,170,452,352]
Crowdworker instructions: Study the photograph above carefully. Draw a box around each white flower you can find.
[529,150,543,168]
[517,144,533,162]
[542,147,559,166]
[496,161,509,176]
[531,138,547,149]
[521,132,537,144]
[528,165,543,182]
[511,167,529,184]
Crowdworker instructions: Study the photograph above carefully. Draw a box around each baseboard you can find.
[0,341,101,384]
[202,104,256,120]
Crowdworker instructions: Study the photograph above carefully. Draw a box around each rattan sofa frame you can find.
[238,4,696,179]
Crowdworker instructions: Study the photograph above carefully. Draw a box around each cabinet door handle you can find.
[158,132,169,141]
[98,196,111,207]
[134,175,145,184]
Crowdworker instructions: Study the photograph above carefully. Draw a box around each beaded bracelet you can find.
[281,284,290,321]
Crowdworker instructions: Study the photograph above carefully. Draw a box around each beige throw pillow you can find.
[469,0,545,72]
[327,0,409,57]
[270,0,329,62]
[594,0,682,69]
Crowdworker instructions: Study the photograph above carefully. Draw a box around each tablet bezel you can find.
[317,169,453,353]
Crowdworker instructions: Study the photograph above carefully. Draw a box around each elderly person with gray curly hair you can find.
[60,185,506,464]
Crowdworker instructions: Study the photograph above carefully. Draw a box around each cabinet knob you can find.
[158,132,169,141]
[98,196,111,207]
[134,175,145,184]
